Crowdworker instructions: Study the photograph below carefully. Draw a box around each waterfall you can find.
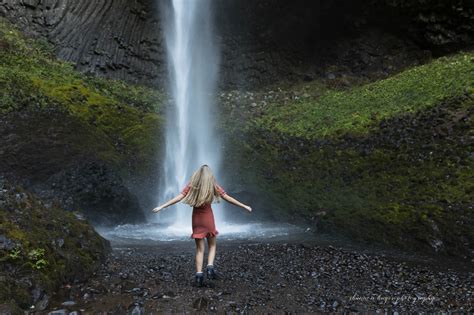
[153,0,222,232]
[95,0,305,243]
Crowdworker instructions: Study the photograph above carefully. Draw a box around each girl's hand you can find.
[152,206,163,213]
[245,205,252,212]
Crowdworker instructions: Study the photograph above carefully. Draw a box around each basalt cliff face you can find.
[1,0,472,88]
[0,0,166,84]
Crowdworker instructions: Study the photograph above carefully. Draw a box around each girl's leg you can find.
[194,238,205,273]
[206,235,217,266]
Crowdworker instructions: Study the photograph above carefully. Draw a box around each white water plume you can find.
[151,0,222,234]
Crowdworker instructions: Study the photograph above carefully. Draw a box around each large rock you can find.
[41,161,145,226]
[0,177,111,311]
[0,107,146,227]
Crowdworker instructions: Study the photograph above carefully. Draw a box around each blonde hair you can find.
[182,165,222,207]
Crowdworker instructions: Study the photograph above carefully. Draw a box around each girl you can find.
[152,164,252,287]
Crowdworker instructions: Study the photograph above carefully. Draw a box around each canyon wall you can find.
[1,0,472,88]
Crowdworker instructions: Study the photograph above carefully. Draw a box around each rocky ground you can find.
[41,239,473,314]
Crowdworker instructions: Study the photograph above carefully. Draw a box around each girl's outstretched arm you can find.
[222,194,252,212]
[152,193,185,213]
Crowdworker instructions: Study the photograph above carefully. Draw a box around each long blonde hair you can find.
[182,165,222,207]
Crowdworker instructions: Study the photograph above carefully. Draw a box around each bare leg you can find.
[206,235,217,266]
[194,238,205,273]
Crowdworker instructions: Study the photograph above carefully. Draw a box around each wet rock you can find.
[42,161,145,226]
[0,234,16,250]
[119,272,129,280]
[47,310,67,315]
[0,109,146,227]
[129,303,144,315]
[193,297,209,311]
[35,293,49,311]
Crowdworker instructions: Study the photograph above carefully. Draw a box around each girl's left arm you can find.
[152,193,185,213]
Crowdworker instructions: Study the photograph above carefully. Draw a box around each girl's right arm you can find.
[222,194,252,212]
[152,193,185,213]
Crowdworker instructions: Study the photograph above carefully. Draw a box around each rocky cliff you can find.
[0,18,163,226]
[1,0,472,88]
[219,51,474,258]
[0,0,165,84]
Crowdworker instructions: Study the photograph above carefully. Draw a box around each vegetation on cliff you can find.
[255,52,474,139]
[220,51,474,258]
[0,18,164,176]
[0,18,165,225]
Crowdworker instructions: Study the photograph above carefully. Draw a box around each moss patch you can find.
[254,51,474,139]
[0,18,164,176]
[230,94,473,257]
[0,178,111,309]
[221,52,474,258]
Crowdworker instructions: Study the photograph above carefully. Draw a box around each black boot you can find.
[206,265,219,280]
[195,272,204,287]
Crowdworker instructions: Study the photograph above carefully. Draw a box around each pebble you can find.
[46,241,472,313]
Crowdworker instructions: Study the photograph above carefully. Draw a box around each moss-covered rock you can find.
[0,18,165,175]
[254,52,474,139]
[0,18,164,224]
[220,52,474,258]
[0,177,111,311]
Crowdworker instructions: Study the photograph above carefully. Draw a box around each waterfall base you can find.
[96,222,310,245]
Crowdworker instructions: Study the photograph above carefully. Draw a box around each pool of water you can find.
[94,221,473,272]
[95,221,313,246]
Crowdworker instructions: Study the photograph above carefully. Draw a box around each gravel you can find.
[47,240,473,313]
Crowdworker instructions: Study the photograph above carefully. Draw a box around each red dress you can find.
[180,183,227,239]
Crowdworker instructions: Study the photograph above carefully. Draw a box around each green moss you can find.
[225,91,473,257]
[0,18,164,175]
[5,226,27,243]
[255,51,474,139]
[0,181,110,308]
[218,50,474,257]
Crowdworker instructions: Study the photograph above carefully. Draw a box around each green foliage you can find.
[255,51,474,139]
[8,248,21,261]
[4,247,49,270]
[27,248,48,270]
